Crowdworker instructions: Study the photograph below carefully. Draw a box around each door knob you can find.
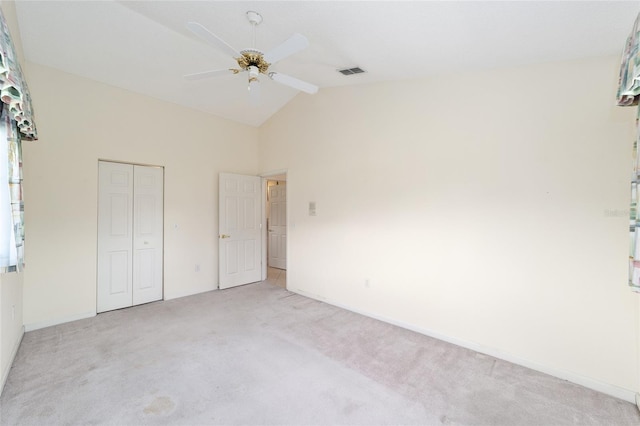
[219,234,231,239]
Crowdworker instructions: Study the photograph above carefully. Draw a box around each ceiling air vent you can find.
[338,67,365,75]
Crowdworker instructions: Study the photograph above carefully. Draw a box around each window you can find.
[0,109,23,272]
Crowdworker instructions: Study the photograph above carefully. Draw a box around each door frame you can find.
[260,169,288,284]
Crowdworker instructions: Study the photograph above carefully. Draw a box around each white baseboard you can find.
[636,393,640,411]
[24,311,96,332]
[0,325,24,396]
[291,288,637,404]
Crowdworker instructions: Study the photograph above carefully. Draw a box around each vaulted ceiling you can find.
[14,1,639,126]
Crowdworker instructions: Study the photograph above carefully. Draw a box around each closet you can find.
[97,161,164,313]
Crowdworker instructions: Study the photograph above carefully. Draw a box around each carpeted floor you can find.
[1,275,639,425]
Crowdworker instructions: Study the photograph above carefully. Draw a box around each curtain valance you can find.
[618,14,640,106]
[0,10,36,140]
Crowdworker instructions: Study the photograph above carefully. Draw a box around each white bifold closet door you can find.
[97,161,163,313]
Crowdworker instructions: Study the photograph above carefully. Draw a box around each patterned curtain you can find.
[618,13,640,292]
[0,7,34,273]
[0,107,22,272]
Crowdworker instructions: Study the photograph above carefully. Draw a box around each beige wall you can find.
[0,0,26,393]
[259,56,639,399]
[21,63,259,329]
[1,272,22,390]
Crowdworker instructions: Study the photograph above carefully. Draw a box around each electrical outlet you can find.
[365,279,370,288]
[195,264,200,272]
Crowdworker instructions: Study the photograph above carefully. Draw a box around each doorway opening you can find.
[218,170,287,289]
[261,171,287,289]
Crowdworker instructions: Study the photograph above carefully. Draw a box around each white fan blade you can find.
[263,33,309,64]
[269,72,318,94]
[249,79,261,106]
[184,69,236,80]
[186,22,241,58]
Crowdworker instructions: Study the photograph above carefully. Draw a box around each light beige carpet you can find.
[1,280,638,425]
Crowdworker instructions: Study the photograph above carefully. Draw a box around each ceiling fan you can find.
[185,11,318,105]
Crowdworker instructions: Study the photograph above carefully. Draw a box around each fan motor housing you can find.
[237,50,270,74]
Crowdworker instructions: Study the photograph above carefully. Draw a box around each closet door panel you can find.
[132,165,164,305]
[97,162,134,313]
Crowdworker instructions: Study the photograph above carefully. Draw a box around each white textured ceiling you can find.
[14,1,640,127]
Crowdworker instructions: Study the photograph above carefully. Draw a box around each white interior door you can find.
[132,165,163,305]
[219,173,262,289]
[97,162,134,313]
[98,161,164,313]
[268,182,287,269]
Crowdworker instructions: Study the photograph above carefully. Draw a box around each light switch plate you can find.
[309,201,316,216]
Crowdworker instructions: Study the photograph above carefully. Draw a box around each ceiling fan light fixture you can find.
[248,65,260,80]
